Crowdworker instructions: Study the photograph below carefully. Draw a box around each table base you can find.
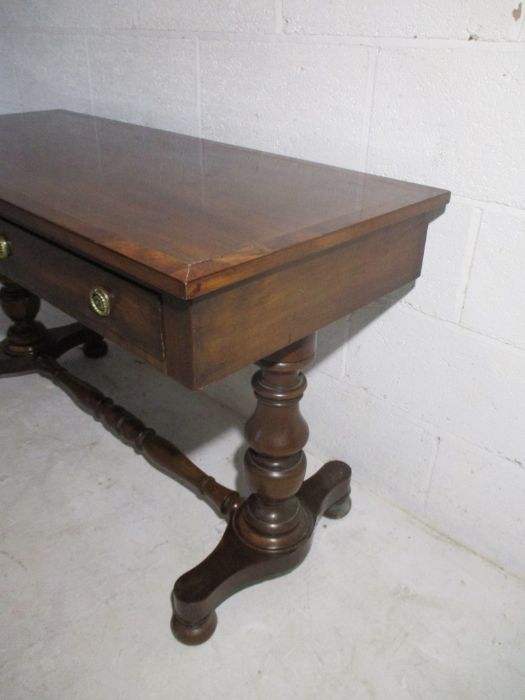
[0,280,352,645]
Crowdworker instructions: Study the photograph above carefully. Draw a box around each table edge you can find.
[0,191,449,301]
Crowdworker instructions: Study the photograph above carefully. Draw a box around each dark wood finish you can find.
[0,279,108,374]
[37,355,242,518]
[0,110,450,389]
[164,213,431,387]
[171,336,352,644]
[0,110,450,646]
[0,282,240,517]
[0,278,47,357]
[1,210,433,389]
[0,110,449,300]
[172,460,351,645]
[0,220,164,368]
[240,335,317,551]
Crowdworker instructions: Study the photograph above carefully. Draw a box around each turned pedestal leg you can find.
[0,278,108,374]
[171,334,352,644]
[0,279,47,358]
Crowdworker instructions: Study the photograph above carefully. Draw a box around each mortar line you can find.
[393,293,525,355]
[453,194,525,217]
[360,46,380,172]
[423,435,442,511]
[340,315,353,380]
[195,37,202,138]
[275,0,284,33]
[12,26,525,50]
[458,208,483,324]
[82,30,95,117]
[7,29,25,110]
[339,378,525,469]
[352,476,525,586]
[516,2,525,40]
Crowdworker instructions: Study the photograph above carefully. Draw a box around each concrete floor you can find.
[1,319,525,699]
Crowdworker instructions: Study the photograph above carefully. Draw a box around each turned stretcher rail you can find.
[36,355,241,518]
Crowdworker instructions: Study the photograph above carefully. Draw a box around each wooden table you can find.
[0,110,450,645]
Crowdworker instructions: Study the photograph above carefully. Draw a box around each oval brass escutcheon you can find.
[89,286,111,317]
[0,235,11,260]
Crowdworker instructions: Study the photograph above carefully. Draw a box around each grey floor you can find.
[1,312,524,699]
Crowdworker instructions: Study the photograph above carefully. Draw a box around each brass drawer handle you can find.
[89,286,111,317]
[0,235,11,260]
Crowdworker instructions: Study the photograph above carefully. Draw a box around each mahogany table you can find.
[0,110,450,645]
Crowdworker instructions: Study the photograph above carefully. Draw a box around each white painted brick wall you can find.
[0,2,524,580]
[12,32,92,113]
[87,32,198,133]
[1,1,276,32]
[0,31,18,106]
[367,46,525,208]
[462,209,525,349]
[282,1,523,41]
[425,436,525,579]
[346,303,525,466]
[386,199,481,322]
[305,369,441,516]
[200,40,371,167]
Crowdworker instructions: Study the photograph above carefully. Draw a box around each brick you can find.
[387,198,479,322]
[13,32,91,113]
[2,1,85,29]
[425,436,525,579]
[315,317,350,380]
[2,1,275,31]
[0,32,19,105]
[462,209,525,349]
[304,370,438,514]
[282,0,521,40]
[367,48,525,208]
[200,40,370,168]
[1,1,134,29]
[346,302,525,465]
[0,101,23,115]
[87,31,198,134]
[136,0,275,33]
[85,1,138,29]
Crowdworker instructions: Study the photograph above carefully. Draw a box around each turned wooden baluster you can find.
[238,334,315,550]
[36,355,241,517]
[0,278,47,357]
[0,278,108,374]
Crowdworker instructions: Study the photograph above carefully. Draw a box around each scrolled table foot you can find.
[170,506,313,646]
[170,460,352,645]
[171,611,218,646]
[299,460,352,523]
[324,493,352,519]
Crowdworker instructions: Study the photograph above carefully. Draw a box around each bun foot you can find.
[171,611,218,646]
[325,493,351,519]
[83,336,108,359]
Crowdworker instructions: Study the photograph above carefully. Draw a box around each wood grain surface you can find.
[0,110,450,299]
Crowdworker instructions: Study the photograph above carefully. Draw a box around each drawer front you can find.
[0,220,164,363]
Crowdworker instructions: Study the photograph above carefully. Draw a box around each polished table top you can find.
[0,110,451,644]
[0,110,449,299]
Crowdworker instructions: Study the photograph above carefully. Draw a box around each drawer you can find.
[0,220,164,363]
